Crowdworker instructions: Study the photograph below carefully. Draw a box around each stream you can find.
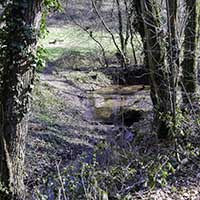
[86,84,152,127]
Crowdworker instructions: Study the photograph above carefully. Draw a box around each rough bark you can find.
[182,0,198,104]
[140,0,172,138]
[166,0,179,133]
[132,0,154,103]
[0,1,42,199]
[132,0,147,64]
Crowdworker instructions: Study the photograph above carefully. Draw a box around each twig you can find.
[91,0,122,55]
[56,161,68,200]
[70,17,109,68]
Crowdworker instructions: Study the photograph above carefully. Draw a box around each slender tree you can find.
[166,0,179,134]
[0,0,43,199]
[139,0,174,138]
[132,0,182,138]
[182,0,198,104]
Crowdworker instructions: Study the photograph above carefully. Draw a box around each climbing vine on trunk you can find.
[0,0,61,199]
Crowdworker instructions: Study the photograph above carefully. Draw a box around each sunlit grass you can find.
[41,25,141,62]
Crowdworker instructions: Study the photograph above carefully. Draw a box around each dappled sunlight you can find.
[0,0,198,199]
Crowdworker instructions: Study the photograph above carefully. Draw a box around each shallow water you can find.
[86,85,151,126]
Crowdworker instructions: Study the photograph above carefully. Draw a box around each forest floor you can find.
[25,2,200,199]
[25,60,200,199]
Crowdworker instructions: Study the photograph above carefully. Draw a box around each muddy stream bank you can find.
[27,71,154,199]
[85,84,151,127]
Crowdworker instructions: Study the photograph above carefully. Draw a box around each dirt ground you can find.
[24,1,200,198]
[25,64,200,199]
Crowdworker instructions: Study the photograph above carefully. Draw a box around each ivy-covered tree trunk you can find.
[182,0,198,104]
[0,1,42,199]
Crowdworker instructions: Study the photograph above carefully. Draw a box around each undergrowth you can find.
[32,116,200,200]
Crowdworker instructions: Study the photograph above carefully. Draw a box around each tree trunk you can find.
[140,0,172,138]
[182,0,198,104]
[166,0,179,134]
[132,0,156,105]
[0,1,42,199]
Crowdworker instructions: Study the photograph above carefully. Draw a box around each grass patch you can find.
[46,47,67,61]
[41,25,142,67]
[33,82,65,124]
[63,70,111,87]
